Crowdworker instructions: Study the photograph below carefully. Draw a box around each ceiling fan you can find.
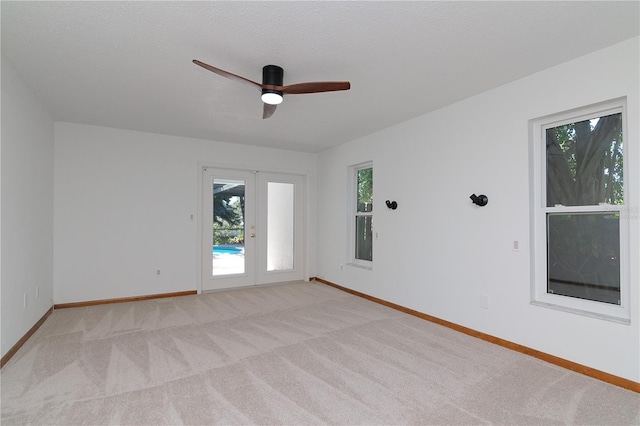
[193,60,351,119]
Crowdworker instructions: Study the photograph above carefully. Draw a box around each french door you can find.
[201,168,304,291]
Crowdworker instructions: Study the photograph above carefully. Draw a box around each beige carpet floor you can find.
[1,281,638,425]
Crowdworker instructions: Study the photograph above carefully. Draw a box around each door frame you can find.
[196,163,308,293]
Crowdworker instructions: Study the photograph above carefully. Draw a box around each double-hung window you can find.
[350,163,373,266]
[530,99,629,322]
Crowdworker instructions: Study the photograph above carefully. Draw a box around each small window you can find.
[531,99,629,322]
[350,163,373,265]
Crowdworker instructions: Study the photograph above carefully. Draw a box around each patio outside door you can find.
[201,168,304,291]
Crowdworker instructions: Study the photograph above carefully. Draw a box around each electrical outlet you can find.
[156,269,161,276]
[36,286,40,298]
[512,240,520,252]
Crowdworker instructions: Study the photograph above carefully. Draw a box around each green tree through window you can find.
[355,166,373,262]
[546,113,623,207]
[545,112,623,305]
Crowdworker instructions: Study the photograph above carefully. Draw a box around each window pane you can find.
[357,167,373,212]
[546,113,623,207]
[547,212,620,305]
[355,216,373,261]
[266,182,294,272]
[212,179,245,276]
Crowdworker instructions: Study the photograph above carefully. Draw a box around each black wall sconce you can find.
[470,194,488,207]
[386,200,398,210]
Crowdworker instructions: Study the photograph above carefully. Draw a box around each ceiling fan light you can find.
[261,91,283,105]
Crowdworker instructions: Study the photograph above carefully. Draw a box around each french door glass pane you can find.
[547,212,620,304]
[212,178,245,276]
[266,182,294,271]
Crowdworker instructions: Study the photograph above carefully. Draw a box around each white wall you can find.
[1,58,55,359]
[53,123,317,304]
[316,37,640,382]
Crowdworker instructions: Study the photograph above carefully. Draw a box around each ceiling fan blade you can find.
[193,60,262,89]
[280,81,350,95]
[263,103,277,119]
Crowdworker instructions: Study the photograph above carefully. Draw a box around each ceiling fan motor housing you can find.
[262,65,284,99]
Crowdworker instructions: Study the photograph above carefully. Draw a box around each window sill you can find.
[530,300,630,325]
[347,262,373,271]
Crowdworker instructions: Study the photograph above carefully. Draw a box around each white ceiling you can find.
[2,1,638,153]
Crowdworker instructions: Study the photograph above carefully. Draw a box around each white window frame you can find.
[529,98,630,323]
[348,161,373,269]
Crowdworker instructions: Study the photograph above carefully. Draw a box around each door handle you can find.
[250,233,255,238]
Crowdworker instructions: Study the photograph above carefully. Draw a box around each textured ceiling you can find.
[2,1,638,153]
